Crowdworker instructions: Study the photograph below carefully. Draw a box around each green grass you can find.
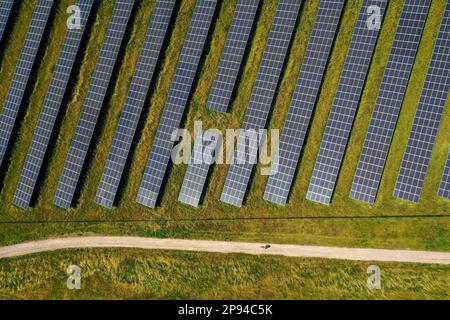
[0,249,449,299]
[0,0,448,250]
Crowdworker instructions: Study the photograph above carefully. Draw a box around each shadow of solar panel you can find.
[0,0,14,43]
[350,0,431,204]
[220,0,302,208]
[136,0,218,209]
[0,0,54,168]
[438,150,450,200]
[179,131,221,207]
[13,0,95,209]
[263,0,344,206]
[306,0,387,205]
[393,3,450,203]
[54,0,135,209]
[206,0,260,113]
[96,0,176,209]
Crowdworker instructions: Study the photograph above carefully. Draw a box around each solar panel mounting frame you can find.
[178,130,221,208]
[438,150,450,200]
[349,0,431,204]
[220,0,303,208]
[95,0,176,209]
[136,0,218,209]
[0,0,15,44]
[393,3,450,203]
[13,0,95,209]
[263,0,345,205]
[0,0,55,169]
[206,0,260,113]
[306,0,388,205]
[53,0,136,209]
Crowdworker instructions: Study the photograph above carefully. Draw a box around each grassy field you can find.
[0,0,448,250]
[0,248,449,299]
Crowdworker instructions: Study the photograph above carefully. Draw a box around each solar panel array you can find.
[350,0,431,204]
[2,0,449,211]
[96,0,176,209]
[220,0,302,207]
[438,150,450,199]
[178,131,221,207]
[0,0,14,43]
[13,0,94,209]
[136,0,217,208]
[306,0,387,205]
[263,0,344,205]
[206,0,260,113]
[54,0,135,209]
[0,0,54,168]
[393,3,450,203]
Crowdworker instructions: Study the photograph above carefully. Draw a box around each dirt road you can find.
[0,236,449,264]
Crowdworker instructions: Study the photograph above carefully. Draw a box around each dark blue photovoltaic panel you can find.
[54,0,135,209]
[96,0,176,209]
[393,3,450,203]
[13,0,94,209]
[263,0,344,205]
[306,0,387,205]
[178,131,221,207]
[0,0,14,43]
[350,0,431,204]
[220,0,302,208]
[206,0,259,113]
[136,0,217,209]
[0,0,54,168]
[438,150,450,199]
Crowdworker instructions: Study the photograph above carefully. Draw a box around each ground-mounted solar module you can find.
[438,150,450,200]
[350,0,431,204]
[96,0,176,209]
[306,0,388,205]
[394,3,450,203]
[54,0,135,209]
[220,0,303,208]
[178,131,221,207]
[136,0,218,209]
[0,0,54,168]
[206,0,260,113]
[0,0,14,43]
[12,0,95,209]
[263,0,345,206]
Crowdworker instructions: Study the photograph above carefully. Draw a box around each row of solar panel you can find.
[0,0,449,211]
[0,0,14,44]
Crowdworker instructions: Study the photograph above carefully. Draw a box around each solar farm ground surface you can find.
[0,0,449,253]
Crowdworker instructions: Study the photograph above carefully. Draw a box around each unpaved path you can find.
[0,236,449,264]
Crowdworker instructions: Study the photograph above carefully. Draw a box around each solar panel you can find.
[0,0,54,168]
[350,0,431,204]
[220,0,302,207]
[12,0,94,209]
[96,0,176,209]
[178,131,221,207]
[393,3,450,203]
[438,150,450,200]
[0,0,14,43]
[54,0,135,209]
[206,0,260,113]
[263,0,345,205]
[306,0,387,205]
[136,0,217,208]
